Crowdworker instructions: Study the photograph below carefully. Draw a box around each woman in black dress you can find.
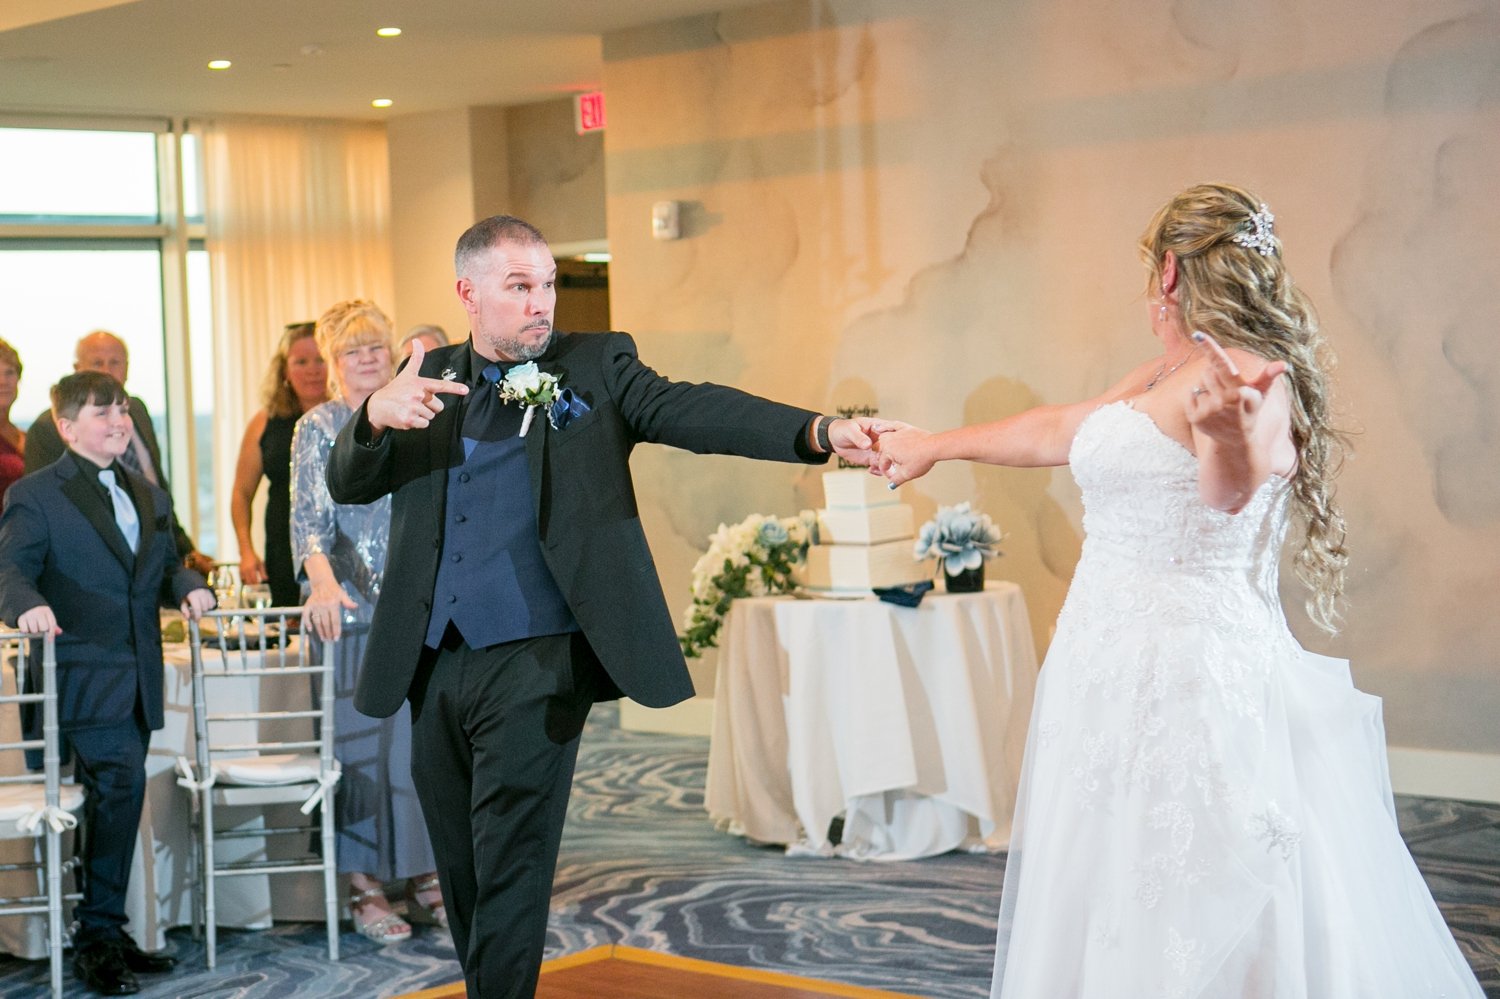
[231,321,328,607]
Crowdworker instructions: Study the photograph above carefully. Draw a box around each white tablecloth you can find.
[705,583,1038,860]
[0,642,325,959]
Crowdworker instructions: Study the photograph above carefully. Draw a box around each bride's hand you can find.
[1185,331,1288,443]
[873,421,936,486]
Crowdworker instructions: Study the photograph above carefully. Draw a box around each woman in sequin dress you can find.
[876,185,1482,998]
[292,300,443,943]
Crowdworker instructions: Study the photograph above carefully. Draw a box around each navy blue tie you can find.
[461,363,522,452]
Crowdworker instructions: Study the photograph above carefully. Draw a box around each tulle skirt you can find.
[991,628,1483,998]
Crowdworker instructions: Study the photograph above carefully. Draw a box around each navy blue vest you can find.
[424,431,577,649]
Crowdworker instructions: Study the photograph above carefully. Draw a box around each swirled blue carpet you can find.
[2,703,1497,996]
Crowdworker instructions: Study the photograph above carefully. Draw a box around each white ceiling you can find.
[0,0,761,121]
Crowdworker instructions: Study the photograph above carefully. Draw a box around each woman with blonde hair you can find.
[231,321,328,608]
[0,338,26,503]
[877,184,1481,997]
[291,299,443,942]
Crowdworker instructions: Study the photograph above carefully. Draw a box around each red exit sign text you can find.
[574,91,606,134]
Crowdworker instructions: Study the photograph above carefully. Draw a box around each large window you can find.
[0,121,217,556]
[0,127,159,223]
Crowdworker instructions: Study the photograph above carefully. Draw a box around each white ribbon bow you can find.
[16,804,78,836]
[300,765,341,815]
[175,755,216,793]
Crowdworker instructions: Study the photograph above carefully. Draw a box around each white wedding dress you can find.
[991,401,1483,999]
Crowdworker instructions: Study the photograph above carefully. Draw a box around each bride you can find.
[875,184,1482,998]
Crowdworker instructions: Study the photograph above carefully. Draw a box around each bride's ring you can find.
[1190,386,1207,398]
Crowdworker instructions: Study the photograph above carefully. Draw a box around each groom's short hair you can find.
[455,215,548,277]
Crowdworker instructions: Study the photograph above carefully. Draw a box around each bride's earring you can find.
[1158,290,1168,323]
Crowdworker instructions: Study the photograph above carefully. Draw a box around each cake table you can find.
[705,583,1038,860]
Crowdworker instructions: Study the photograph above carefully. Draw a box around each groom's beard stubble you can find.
[486,323,553,363]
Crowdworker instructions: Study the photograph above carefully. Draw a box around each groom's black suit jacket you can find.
[327,331,826,719]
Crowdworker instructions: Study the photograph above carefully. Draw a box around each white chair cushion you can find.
[210,753,322,786]
[0,783,87,823]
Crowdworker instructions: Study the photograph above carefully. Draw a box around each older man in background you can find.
[24,330,212,574]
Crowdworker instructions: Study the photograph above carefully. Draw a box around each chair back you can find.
[187,607,335,787]
[0,630,82,999]
[182,607,340,967]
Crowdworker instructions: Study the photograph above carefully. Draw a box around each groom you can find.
[327,214,882,997]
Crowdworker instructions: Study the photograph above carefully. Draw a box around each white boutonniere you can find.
[440,367,458,382]
[497,362,561,437]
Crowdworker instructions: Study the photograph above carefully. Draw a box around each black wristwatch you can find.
[815,415,835,453]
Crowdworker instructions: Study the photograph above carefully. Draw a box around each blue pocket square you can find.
[548,388,590,430]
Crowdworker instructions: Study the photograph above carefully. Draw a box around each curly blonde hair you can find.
[1139,183,1349,633]
[313,300,394,396]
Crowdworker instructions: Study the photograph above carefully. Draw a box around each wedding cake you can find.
[801,469,931,593]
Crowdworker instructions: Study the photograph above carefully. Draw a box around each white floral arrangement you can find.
[914,502,1003,574]
[679,511,816,658]
[498,361,560,436]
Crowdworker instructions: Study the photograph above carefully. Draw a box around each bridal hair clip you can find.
[1230,204,1277,256]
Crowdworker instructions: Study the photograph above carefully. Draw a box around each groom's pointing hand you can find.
[367,340,470,436]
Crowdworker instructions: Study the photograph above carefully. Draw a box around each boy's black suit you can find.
[0,454,204,949]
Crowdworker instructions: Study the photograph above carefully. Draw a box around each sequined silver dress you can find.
[292,399,435,881]
[991,401,1481,999]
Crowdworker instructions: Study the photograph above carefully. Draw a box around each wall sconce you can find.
[651,200,682,240]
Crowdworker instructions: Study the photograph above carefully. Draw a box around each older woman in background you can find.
[231,322,327,608]
[0,338,26,504]
[397,323,450,361]
[291,300,442,942]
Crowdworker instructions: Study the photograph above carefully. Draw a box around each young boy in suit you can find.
[0,370,214,996]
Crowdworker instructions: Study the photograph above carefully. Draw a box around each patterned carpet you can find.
[2,703,1497,997]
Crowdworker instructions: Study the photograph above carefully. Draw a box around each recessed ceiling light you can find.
[371,98,394,108]
[376,27,402,38]
[207,59,232,70]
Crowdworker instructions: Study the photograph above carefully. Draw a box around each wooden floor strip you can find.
[395,945,923,999]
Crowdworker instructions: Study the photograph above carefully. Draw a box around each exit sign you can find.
[574,91,606,134]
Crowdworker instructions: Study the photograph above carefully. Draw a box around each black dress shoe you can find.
[111,934,177,974]
[72,942,140,996]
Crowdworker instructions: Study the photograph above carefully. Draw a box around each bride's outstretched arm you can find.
[873,403,1087,484]
[873,357,1164,484]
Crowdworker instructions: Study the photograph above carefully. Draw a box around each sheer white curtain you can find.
[199,117,394,561]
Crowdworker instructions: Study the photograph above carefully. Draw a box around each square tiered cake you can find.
[800,470,932,593]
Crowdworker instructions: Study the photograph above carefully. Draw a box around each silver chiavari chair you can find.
[177,608,339,967]
[0,630,85,999]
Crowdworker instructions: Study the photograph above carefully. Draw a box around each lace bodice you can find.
[1054,400,1297,663]
[1071,401,1290,583]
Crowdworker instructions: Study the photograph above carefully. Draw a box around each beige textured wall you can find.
[387,107,478,338]
[601,0,1500,752]
[388,99,605,341]
[505,98,606,248]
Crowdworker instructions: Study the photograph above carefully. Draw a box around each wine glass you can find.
[242,583,273,611]
[207,566,239,609]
